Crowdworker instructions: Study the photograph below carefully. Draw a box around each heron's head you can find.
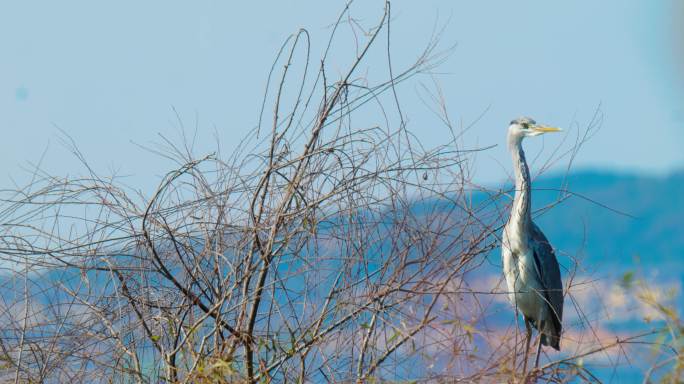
[508,117,561,141]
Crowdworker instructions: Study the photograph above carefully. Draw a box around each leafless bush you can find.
[0,2,671,383]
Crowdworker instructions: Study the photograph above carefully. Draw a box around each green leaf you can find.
[620,271,634,289]
[462,324,476,343]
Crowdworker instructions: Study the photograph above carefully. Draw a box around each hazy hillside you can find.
[1,169,679,382]
[532,170,684,274]
[407,169,682,280]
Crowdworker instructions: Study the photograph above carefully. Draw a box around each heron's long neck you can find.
[508,135,532,232]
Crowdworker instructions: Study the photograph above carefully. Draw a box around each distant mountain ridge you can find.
[528,169,683,273]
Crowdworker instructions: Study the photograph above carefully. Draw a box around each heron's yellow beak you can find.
[532,125,562,133]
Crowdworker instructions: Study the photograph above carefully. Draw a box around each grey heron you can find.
[502,117,564,373]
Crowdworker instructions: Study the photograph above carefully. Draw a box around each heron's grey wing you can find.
[530,223,563,328]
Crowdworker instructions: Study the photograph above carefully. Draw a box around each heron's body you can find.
[502,223,562,349]
[502,117,564,369]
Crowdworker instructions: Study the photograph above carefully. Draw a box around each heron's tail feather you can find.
[541,322,561,350]
[540,333,560,350]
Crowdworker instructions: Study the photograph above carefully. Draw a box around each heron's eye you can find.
[521,123,529,129]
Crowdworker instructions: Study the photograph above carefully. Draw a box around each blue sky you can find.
[1,1,682,189]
